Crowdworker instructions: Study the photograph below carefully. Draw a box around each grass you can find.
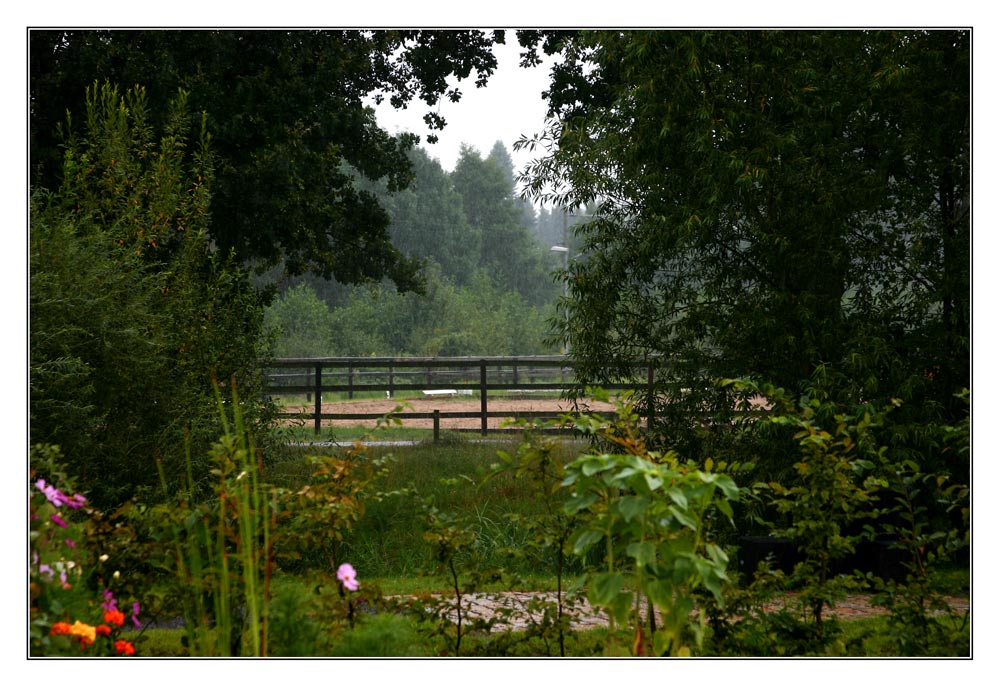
[123,601,970,657]
[274,422,439,443]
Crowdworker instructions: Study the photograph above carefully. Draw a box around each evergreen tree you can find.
[452,145,555,305]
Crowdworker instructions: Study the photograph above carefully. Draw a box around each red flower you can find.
[104,609,126,627]
[50,621,72,636]
[95,624,112,637]
[114,639,135,656]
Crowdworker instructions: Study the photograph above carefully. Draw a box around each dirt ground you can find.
[282,395,620,431]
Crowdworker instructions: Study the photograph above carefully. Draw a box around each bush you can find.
[30,82,273,510]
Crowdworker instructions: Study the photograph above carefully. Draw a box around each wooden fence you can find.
[261,355,656,437]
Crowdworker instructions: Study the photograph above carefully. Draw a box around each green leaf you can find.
[627,541,658,567]
[617,494,649,522]
[668,505,698,531]
[665,487,688,509]
[564,491,598,514]
[589,572,627,607]
[571,528,605,554]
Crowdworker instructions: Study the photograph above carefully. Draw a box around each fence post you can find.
[348,364,354,400]
[389,365,395,399]
[480,359,488,436]
[433,409,440,442]
[314,363,323,435]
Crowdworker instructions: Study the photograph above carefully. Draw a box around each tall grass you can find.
[267,437,585,585]
[154,380,272,656]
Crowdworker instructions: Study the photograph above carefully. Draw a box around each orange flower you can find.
[95,624,112,637]
[114,639,135,656]
[69,620,96,644]
[50,621,72,636]
[104,609,125,627]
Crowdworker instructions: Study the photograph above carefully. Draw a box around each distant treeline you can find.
[263,141,589,357]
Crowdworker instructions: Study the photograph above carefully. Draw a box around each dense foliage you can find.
[516,30,970,472]
[31,29,507,288]
[265,142,561,357]
[30,30,970,658]
[30,84,272,510]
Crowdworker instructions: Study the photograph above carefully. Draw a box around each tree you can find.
[315,264,557,357]
[516,30,969,471]
[30,83,272,510]
[30,29,507,289]
[264,283,336,358]
[451,144,555,305]
[488,139,536,230]
[370,147,482,284]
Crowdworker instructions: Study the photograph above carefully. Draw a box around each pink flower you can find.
[131,601,142,628]
[336,563,359,591]
[34,479,86,509]
[64,493,87,510]
[35,479,67,507]
[50,513,68,529]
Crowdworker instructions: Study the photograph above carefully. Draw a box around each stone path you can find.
[402,591,971,632]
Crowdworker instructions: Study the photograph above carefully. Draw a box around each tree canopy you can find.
[30,29,507,288]
[517,30,969,467]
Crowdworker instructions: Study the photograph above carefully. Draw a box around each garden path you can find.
[407,591,971,632]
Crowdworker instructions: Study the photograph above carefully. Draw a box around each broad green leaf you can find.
[571,528,605,554]
[665,487,688,509]
[627,541,657,567]
[668,505,698,531]
[589,572,627,607]
[617,494,649,522]
[564,491,598,514]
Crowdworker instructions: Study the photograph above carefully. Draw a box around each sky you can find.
[369,34,558,179]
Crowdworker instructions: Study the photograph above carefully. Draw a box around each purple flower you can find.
[132,601,142,628]
[38,564,54,580]
[50,513,68,529]
[35,479,68,507]
[64,493,87,510]
[64,539,76,549]
[336,563,359,591]
[102,588,118,611]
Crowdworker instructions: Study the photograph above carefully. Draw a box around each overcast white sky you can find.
[370,34,558,179]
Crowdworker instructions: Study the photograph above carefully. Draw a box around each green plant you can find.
[740,379,886,645]
[417,491,484,656]
[30,445,141,657]
[484,421,582,656]
[131,379,275,656]
[561,391,740,656]
[869,390,970,655]
[30,82,273,512]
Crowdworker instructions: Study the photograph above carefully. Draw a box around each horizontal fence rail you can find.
[261,356,656,438]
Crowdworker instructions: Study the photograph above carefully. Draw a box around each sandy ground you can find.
[281,396,620,430]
